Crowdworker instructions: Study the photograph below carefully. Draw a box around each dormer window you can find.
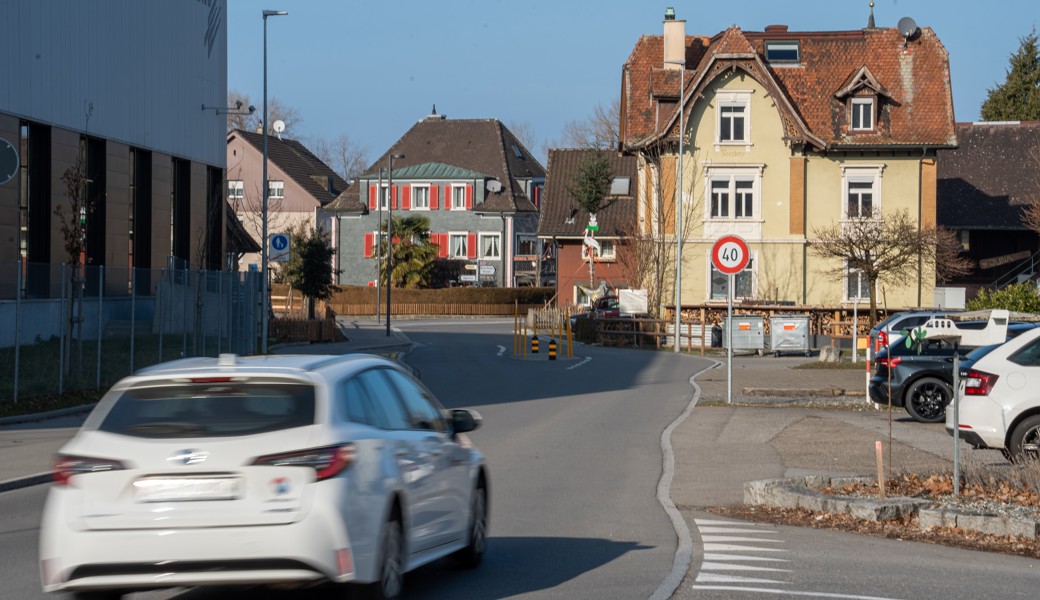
[851,97,875,131]
[765,41,800,64]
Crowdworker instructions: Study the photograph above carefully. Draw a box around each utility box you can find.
[934,287,966,310]
[768,314,811,357]
[722,315,765,353]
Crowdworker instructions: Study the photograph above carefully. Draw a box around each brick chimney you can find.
[663,7,685,70]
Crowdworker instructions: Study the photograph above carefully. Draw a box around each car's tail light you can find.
[52,454,126,487]
[963,370,998,396]
[878,331,889,348]
[875,356,902,368]
[251,443,356,481]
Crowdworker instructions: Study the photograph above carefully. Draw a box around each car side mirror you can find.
[451,409,482,434]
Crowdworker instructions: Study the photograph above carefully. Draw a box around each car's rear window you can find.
[99,382,316,438]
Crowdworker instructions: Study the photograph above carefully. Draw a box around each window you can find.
[710,258,754,300]
[960,230,970,251]
[516,236,537,256]
[356,369,409,430]
[1009,338,1040,367]
[452,185,467,209]
[479,233,501,259]
[718,102,747,143]
[851,98,874,130]
[846,261,870,301]
[765,41,800,63]
[709,175,757,219]
[841,166,883,220]
[379,185,389,210]
[412,185,429,209]
[340,377,379,427]
[268,180,284,200]
[384,370,447,433]
[582,240,615,260]
[449,233,469,258]
[227,180,243,199]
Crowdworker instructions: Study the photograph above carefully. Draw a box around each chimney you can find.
[663,7,686,70]
[425,104,446,121]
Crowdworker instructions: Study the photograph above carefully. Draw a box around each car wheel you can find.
[451,484,488,569]
[904,377,951,423]
[1008,415,1040,463]
[360,515,404,600]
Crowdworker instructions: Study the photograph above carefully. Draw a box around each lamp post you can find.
[386,153,404,336]
[665,57,685,352]
[260,8,287,354]
[376,168,383,321]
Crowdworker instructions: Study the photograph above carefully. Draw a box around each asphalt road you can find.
[3,319,1039,599]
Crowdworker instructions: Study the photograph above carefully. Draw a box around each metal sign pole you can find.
[952,348,961,498]
[727,272,733,404]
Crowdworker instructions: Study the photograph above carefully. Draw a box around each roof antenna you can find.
[432,104,437,115]
[867,1,875,29]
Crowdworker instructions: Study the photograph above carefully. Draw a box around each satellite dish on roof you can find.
[272,119,286,140]
[486,179,503,193]
[897,16,919,48]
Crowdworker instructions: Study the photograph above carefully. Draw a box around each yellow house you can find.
[619,10,956,313]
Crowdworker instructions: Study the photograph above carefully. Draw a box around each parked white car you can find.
[39,353,488,600]
[949,326,1040,462]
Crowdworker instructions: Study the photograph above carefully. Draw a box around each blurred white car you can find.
[949,326,1040,462]
[39,353,488,600]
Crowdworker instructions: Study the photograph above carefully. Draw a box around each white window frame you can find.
[765,41,800,64]
[840,164,884,220]
[851,97,874,131]
[268,180,284,199]
[479,232,501,260]
[451,185,467,210]
[845,260,871,302]
[715,91,751,146]
[379,184,389,210]
[703,165,763,222]
[412,184,430,210]
[707,251,756,301]
[448,232,468,259]
[515,235,537,256]
[582,239,616,261]
[227,180,244,199]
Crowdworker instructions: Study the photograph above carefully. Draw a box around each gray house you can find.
[326,111,545,287]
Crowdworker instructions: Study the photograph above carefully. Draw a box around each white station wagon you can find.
[39,353,488,600]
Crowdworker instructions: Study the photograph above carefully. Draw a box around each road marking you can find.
[697,573,789,585]
[496,345,506,357]
[566,356,592,370]
[704,553,789,562]
[703,543,788,553]
[698,526,780,535]
[690,586,907,600]
[701,535,784,544]
[700,562,790,572]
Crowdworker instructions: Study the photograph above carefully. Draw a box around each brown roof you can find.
[232,130,348,206]
[537,149,638,238]
[621,25,956,151]
[938,122,1040,231]
[327,117,545,213]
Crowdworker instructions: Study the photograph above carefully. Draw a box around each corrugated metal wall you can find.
[0,0,227,167]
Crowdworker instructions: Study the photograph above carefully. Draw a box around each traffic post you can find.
[711,235,750,405]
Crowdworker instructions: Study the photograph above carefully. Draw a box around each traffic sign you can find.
[0,137,18,186]
[479,265,495,276]
[460,274,478,282]
[463,264,478,271]
[711,235,750,275]
[269,233,291,262]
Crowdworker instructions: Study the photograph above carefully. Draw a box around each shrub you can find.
[965,282,1040,313]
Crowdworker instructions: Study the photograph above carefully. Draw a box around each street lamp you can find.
[260,8,287,354]
[665,57,685,352]
[386,153,404,336]
[376,167,383,321]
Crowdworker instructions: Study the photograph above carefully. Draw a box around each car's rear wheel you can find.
[451,484,487,569]
[1007,415,1040,463]
[359,515,404,600]
[904,377,951,423]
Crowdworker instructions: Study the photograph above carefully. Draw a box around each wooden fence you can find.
[328,302,545,317]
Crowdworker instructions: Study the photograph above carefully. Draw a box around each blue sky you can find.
[228,0,1038,165]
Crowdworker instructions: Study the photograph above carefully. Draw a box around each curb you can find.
[744,476,1040,540]
[0,403,96,427]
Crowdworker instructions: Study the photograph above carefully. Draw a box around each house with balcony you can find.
[226,129,348,270]
[537,148,638,305]
[619,8,956,315]
[326,111,544,287]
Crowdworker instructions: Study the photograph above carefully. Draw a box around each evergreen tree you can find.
[280,225,338,319]
[567,154,613,215]
[980,28,1040,121]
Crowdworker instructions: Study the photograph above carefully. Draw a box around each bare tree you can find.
[553,98,621,150]
[810,210,940,326]
[225,90,302,134]
[506,120,540,156]
[306,133,370,182]
[934,226,975,284]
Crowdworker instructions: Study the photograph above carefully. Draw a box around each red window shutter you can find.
[467,233,477,258]
[444,185,451,209]
[363,232,374,258]
[391,185,398,209]
[368,185,376,210]
[533,185,541,208]
[402,185,411,210]
[430,185,439,209]
[438,234,449,258]
[465,185,473,210]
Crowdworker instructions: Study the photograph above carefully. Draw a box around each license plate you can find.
[133,477,240,502]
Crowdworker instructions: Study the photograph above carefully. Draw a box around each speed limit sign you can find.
[711,235,750,275]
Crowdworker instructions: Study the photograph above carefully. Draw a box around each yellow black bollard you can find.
[531,335,539,353]
[548,338,557,360]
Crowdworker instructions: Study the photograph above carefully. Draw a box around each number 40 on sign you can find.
[711,235,750,275]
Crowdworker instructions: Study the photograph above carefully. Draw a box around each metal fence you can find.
[0,260,262,402]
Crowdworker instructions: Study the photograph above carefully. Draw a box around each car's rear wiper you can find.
[125,422,208,437]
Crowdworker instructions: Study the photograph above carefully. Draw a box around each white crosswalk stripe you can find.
[694,519,792,588]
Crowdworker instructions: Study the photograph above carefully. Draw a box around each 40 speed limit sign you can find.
[711,235,750,275]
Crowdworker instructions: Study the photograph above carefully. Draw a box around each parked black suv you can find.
[869,322,1040,423]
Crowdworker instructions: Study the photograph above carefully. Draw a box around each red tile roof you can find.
[621,25,956,151]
